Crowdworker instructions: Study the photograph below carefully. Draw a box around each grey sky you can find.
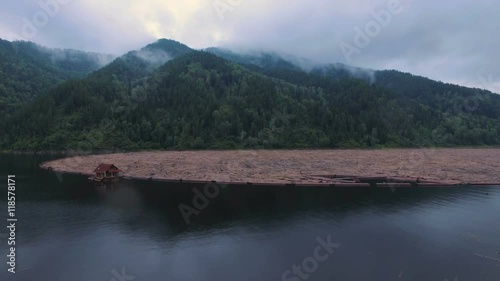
[1,0,499,92]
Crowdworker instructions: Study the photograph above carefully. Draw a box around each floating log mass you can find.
[39,149,500,187]
[113,174,498,188]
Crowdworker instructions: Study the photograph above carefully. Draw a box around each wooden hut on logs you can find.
[89,163,121,182]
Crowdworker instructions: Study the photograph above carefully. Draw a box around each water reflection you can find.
[0,154,499,281]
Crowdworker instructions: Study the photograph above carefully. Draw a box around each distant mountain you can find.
[207,47,499,98]
[205,48,303,71]
[0,38,114,118]
[205,48,379,82]
[1,39,499,151]
[375,70,500,116]
[210,48,500,123]
[92,39,193,83]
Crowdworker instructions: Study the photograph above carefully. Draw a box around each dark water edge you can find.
[0,154,499,281]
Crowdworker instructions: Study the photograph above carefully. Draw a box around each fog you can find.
[0,0,499,92]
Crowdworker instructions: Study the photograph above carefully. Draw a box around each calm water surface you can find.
[0,154,499,281]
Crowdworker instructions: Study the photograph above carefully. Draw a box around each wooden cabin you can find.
[90,163,121,182]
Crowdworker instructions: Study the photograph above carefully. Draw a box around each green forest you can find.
[1,39,499,151]
[0,39,114,119]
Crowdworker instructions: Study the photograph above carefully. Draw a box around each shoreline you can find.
[5,145,500,155]
[39,148,500,186]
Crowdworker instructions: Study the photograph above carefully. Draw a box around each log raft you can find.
[40,162,500,187]
[118,175,500,188]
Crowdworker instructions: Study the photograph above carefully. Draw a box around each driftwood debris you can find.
[473,253,500,263]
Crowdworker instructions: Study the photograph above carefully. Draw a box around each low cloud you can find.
[0,0,498,92]
[133,49,172,67]
[44,48,115,67]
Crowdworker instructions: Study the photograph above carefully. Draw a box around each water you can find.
[0,154,499,281]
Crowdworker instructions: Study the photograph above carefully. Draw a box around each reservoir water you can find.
[0,154,499,281]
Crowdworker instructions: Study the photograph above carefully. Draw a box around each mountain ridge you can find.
[0,38,115,118]
[1,38,499,150]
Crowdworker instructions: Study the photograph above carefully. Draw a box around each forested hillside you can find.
[2,40,500,151]
[208,48,500,147]
[1,39,499,151]
[0,38,114,118]
[205,48,303,71]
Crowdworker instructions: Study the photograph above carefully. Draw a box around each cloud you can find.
[133,48,172,67]
[0,0,499,93]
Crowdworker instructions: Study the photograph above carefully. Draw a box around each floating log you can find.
[116,175,500,188]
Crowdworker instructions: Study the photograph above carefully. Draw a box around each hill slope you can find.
[0,39,114,118]
[2,48,500,151]
[1,40,500,151]
[207,48,500,146]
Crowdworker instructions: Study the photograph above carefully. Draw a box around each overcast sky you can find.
[1,0,499,93]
